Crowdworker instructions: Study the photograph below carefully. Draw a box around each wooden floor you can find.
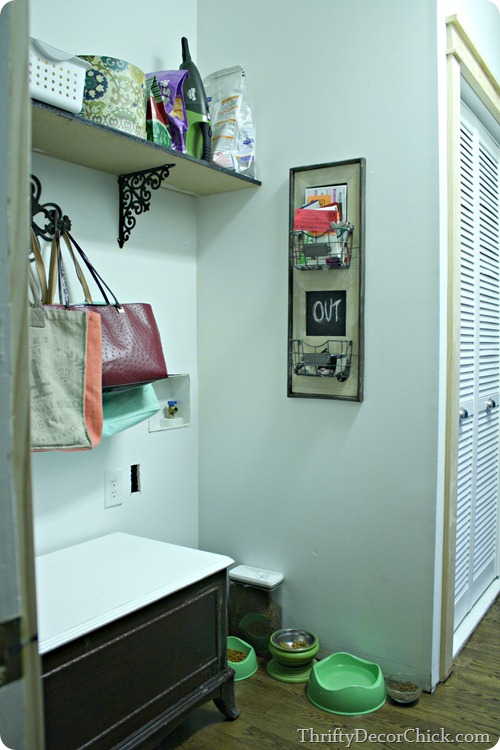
[157,598,499,750]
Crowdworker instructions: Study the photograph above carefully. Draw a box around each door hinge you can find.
[0,617,37,687]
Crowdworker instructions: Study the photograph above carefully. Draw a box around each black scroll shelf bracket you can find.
[30,174,72,241]
[117,163,175,248]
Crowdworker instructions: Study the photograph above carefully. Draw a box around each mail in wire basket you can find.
[290,338,352,381]
[290,223,354,270]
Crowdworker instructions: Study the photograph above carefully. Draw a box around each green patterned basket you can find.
[79,55,147,139]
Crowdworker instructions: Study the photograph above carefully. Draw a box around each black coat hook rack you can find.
[117,163,175,248]
[30,174,72,240]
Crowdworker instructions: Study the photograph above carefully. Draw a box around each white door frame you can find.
[0,0,45,747]
[441,15,500,681]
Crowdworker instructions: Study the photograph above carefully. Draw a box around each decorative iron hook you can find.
[30,174,72,241]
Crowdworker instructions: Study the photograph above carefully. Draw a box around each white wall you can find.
[196,0,443,687]
[29,0,200,555]
[196,0,499,689]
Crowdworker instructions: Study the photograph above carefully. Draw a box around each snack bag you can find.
[145,76,172,148]
[146,69,189,152]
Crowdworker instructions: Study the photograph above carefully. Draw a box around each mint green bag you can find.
[102,383,160,437]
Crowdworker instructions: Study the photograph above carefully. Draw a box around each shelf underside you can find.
[31,101,261,197]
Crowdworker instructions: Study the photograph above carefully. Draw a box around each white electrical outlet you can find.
[104,469,123,508]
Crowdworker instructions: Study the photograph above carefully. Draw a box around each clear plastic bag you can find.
[204,65,256,179]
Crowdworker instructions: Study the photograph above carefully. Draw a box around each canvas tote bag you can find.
[29,235,103,451]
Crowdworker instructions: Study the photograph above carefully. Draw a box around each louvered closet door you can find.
[455,104,500,630]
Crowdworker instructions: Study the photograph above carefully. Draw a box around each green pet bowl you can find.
[307,652,386,715]
[269,628,319,666]
[227,636,258,681]
[267,629,319,683]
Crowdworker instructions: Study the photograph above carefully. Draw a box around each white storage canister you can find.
[228,565,283,656]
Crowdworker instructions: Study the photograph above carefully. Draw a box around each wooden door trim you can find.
[0,0,45,745]
[441,14,500,681]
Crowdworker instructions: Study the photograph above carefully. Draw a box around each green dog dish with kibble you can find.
[227,635,258,681]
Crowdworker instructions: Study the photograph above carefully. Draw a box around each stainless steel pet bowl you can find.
[270,628,318,652]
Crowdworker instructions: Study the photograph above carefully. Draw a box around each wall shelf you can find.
[31,101,262,197]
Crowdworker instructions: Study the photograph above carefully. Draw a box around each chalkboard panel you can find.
[306,290,346,337]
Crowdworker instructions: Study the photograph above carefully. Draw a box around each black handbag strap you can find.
[47,230,123,309]
[64,230,122,309]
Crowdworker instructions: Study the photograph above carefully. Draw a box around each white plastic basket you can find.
[29,38,91,114]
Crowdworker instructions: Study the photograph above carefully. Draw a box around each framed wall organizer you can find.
[288,158,365,401]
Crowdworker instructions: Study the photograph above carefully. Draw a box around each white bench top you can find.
[35,532,233,654]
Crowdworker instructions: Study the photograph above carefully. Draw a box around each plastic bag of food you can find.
[145,76,172,148]
[146,69,188,152]
[204,65,256,179]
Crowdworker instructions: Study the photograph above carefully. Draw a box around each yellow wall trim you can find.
[441,14,500,682]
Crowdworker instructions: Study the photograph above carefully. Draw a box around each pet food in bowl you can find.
[227,636,258,681]
[385,673,422,704]
[270,628,317,651]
